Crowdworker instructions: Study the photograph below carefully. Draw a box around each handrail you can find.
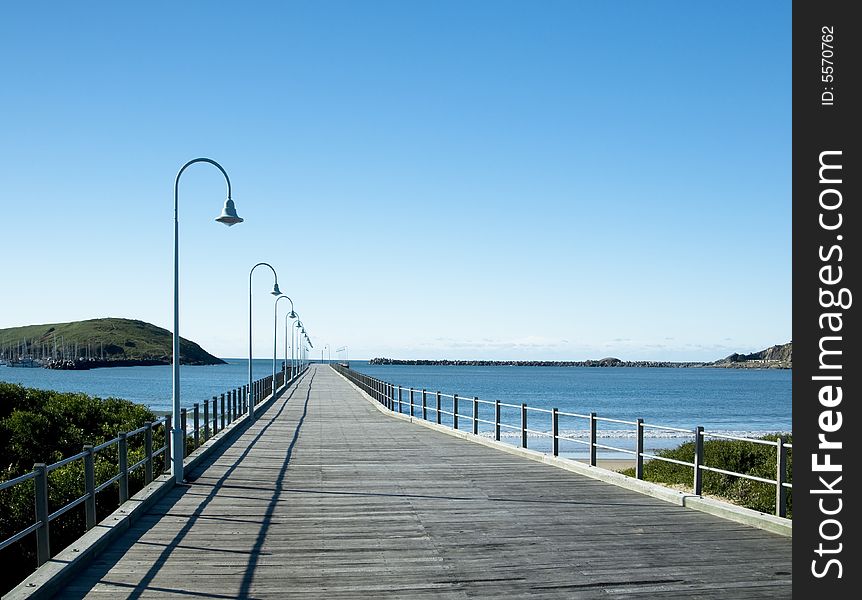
[702,431,778,446]
[47,450,89,472]
[0,470,38,492]
[333,364,792,520]
[642,422,693,434]
[0,364,309,574]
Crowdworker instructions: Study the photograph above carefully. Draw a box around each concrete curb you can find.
[333,368,792,538]
[4,372,307,600]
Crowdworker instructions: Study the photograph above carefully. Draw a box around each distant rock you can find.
[367,357,708,368]
[368,342,792,369]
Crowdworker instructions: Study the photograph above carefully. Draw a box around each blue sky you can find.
[0,1,791,361]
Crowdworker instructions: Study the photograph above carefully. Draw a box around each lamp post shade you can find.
[272,282,282,296]
[215,198,243,226]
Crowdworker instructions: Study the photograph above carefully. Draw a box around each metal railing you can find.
[0,364,306,570]
[334,365,792,518]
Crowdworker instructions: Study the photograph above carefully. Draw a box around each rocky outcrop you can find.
[712,342,792,369]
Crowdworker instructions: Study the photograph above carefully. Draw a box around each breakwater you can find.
[370,357,706,367]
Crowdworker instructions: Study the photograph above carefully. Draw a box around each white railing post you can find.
[776,436,787,517]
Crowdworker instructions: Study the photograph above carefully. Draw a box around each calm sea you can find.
[1,360,791,458]
[351,361,791,458]
[0,358,278,414]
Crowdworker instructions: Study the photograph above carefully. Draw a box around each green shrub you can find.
[620,433,792,517]
[0,383,159,595]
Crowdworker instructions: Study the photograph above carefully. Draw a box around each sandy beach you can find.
[577,458,638,472]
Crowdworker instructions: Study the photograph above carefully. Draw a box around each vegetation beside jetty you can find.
[619,434,792,517]
[0,383,163,594]
[0,317,225,369]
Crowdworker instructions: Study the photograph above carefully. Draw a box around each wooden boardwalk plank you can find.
[55,365,791,599]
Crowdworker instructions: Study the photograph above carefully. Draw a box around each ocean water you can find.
[0,358,281,414]
[350,361,791,458]
[1,360,791,458]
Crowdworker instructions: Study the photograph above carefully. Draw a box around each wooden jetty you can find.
[51,365,791,598]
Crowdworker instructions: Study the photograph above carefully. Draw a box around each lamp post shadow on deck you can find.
[275,294,296,389]
[172,158,243,485]
[249,263,280,421]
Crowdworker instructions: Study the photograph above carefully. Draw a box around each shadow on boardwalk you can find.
[59,371,314,600]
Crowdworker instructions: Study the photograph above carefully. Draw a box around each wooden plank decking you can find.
[55,365,792,599]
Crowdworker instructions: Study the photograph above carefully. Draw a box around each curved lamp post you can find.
[294,320,304,373]
[275,294,296,388]
[291,316,301,377]
[172,158,242,484]
[284,312,296,382]
[249,262,280,420]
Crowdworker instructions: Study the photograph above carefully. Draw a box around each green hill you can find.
[0,318,224,366]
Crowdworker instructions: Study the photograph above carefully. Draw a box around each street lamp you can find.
[295,320,308,372]
[275,294,296,388]
[172,157,242,484]
[285,311,297,380]
[249,262,280,420]
[293,319,303,374]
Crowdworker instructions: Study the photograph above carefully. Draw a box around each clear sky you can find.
[0,1,791,362]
